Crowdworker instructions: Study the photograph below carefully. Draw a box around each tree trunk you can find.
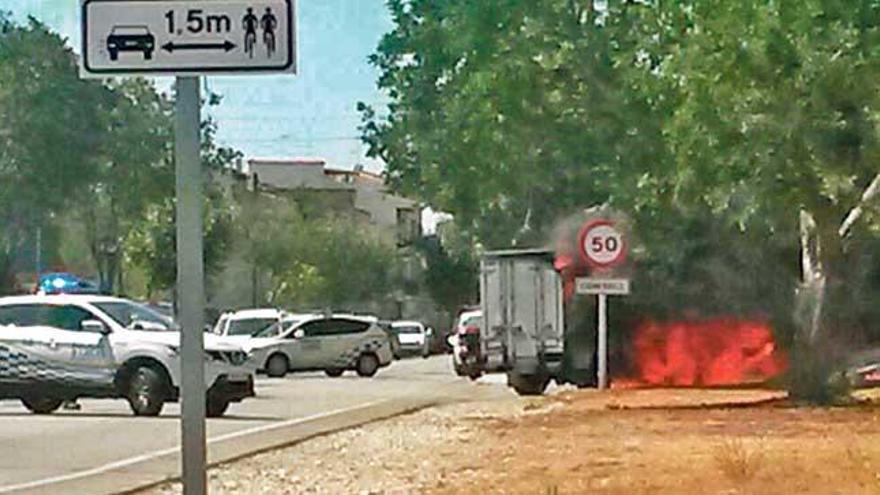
[790,210,848,403]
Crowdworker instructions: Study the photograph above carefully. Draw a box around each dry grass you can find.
[843,436,880,492]
[712,437,765,484]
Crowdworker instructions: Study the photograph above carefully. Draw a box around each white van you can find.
[391,320,430,357]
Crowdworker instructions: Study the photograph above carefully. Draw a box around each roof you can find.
[482,248,555,259]
[392,320,424,328]
[458,309,482,320]
[324,168,384,180]
[225,308,283,320]
[0,294,128,305]
[248,158,326,166]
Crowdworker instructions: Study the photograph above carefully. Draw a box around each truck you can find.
[480,249,568,395]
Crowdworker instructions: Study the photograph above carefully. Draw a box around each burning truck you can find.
[475,211,791,396]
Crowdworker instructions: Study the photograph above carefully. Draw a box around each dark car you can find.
[107,25,155,61]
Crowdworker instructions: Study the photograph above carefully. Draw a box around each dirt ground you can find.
[147,387,880,495]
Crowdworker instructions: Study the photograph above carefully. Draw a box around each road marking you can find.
[0,399,389,494]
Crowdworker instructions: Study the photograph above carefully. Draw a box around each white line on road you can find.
[0,399,389,494]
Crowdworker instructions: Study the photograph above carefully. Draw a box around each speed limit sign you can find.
[578,219,627,268]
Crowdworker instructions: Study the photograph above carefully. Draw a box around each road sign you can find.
[578,219,627,269]
[575,274,630,391]
[575,277,630,295]
[81,0,296,77]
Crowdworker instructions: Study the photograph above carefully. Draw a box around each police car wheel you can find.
[356,353,380,377]
[128,367,166,416]
[206,397,230,418]
[21,396,63,414]
[324,368,344,377]
[266,354,289,378]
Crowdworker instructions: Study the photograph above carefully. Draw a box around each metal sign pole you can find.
[597,293,608,389]
[175,76,206,495]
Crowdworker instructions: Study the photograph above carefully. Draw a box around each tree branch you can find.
[838,172,880,238]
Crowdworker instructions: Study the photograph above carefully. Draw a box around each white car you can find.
[0,295,255,417]
[213,308,286,337]
[391,321,430,357]
[239,314,394,378]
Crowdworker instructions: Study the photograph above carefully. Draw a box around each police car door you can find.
[285,319,337,370]
[0,304,71,384]
[326,318,372,368]
[41,304,115,386]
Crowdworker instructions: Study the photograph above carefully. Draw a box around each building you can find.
[247,158,421,246]
[208,158,432,322]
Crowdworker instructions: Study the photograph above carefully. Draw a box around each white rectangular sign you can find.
[81,0,296,77]
[576,277,630,295]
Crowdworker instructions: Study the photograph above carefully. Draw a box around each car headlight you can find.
[205,350,249,366]
[227,350,249,366]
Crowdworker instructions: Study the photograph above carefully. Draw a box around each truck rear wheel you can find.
[508,371,550,396]
[21,396,63,414]
[206,396,230,418]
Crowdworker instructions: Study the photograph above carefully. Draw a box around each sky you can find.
[3,0,393,172]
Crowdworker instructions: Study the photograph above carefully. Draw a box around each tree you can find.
[81,79,175,293]
[125,188,236,299]
[415,231,478,315]
[0,15,107,292]
[361,1,669,248]
[651,1,880,400]
[241,198,397,310]
[122,89,243,299]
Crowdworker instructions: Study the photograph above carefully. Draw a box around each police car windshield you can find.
[94,301,174,331]
[227,317,277,336]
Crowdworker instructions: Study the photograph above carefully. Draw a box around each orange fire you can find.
[623,319,788,387]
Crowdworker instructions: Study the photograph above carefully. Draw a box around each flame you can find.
[624,319,788,387]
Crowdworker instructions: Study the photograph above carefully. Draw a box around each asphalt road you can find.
[0,355,509,495]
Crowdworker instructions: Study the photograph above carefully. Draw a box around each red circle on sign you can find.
[577,219,627,269]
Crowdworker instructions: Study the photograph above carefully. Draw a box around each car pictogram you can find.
[106,25,155,61]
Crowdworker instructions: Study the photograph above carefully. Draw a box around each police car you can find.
[233,313,395,378]
[0,295,255,417]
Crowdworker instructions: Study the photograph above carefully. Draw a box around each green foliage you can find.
[83,79,175,292]
[244,199,396,310]
[125,187,236,297]
[415,232,478,315]
[0,15,107,291]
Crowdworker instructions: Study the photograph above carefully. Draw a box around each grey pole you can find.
[175,76,207,495]
[597,293,608,389]
[35,226,41,277]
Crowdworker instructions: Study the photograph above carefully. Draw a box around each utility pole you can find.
[251,172,259,307]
